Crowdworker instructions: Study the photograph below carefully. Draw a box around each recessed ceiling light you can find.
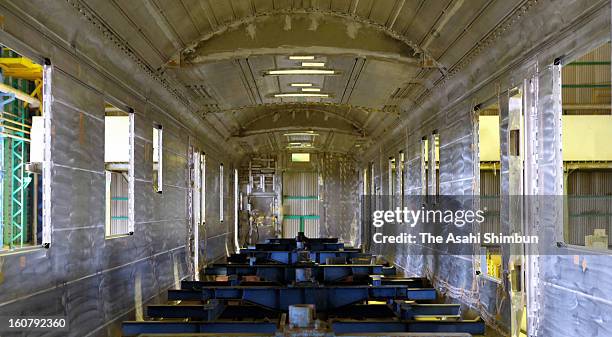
[266,69,335,75]
[289,56,315,60]
[291,153,311,162]
[290,83,313,87]
[301,88,321,92]
[274,93,329,98]
[301,62,325,67]
[288,142,313,147]
[284,131,318,136]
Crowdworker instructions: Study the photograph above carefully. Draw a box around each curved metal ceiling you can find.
[78,0,530,155]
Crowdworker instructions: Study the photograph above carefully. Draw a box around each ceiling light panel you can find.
[287,143,313,148]
[266,69,335,75]
[274,93,329,98]
[289,56,315,60]
[301,88,321,92]
[301,62,325,67]
[283,132,319,137]
[290,83,313,87]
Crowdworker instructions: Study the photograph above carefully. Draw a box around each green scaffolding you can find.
[1,48,33,250]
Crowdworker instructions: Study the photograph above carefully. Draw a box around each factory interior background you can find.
[0,0,610,336]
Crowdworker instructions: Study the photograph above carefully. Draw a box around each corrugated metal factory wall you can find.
[562,42,611,115]
[0,2,236,337]
[108,171,129,236]
[258,152,361,246]
[566,170,612,246]
[282,171,320,238]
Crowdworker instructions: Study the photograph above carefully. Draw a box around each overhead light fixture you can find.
[287,143,313,148]
[301,62,325,67]
[291,153,311,162]
[290,83,313,87]
[284,131,319,137]
[289,56,315,60]
[301,88,321,92]
[274,93,329,98]
[266,69,335,75]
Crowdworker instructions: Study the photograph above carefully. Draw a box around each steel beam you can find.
[168,285,436,310]
[172,285,436,306]
[148,302,462,321]
[122,321,278,336]
[147,300,225,320]
[203,263,397,283]
[174,10,427,67]
[122,318,484,336]
[230,249,365,264]
[331,320,485,334]
[394,302,462,319]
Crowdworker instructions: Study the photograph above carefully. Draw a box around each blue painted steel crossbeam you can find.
[147,300,225,320]
[252,235,343,251]
[122,318,484,336]
[182,276,427,289]
[204,263,397,283]
[232,249,365,264]
[122,321,277,336]
[255,241,344,251]
[331,319,485,335]
[265,237,338,245]
[150,295,454,322]
[394,302,462,319]
[167,285,436,310]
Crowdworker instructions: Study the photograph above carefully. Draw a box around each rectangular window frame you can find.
[420,136,429,198]
[431,131,440,199]
[476,96,504,282]
[388,156,395,197]
[41,60,52,248]
[104,104,135,238]
[152,124,163,193]
[234,168,239,251]
[0,49,53,252]
[201,153,206,224]
[219,163,224,223]
[558,42,612,251]
[363,167,368,196]
[399,151,405,206]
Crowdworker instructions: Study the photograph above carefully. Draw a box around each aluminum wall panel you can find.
[320,154,360,246]
[361,2,611,335]
[0,23,234,337]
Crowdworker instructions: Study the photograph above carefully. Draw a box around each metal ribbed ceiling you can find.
[81,0,530,155]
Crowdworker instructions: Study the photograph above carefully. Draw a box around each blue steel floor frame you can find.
[121,235,485,336]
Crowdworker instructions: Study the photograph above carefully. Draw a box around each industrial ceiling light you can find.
[301,62,325,67]
[291,153,311,162]
[290,83,313,87]
[289,56,315,60]
[287,143,313,148]
[283,131,319,136]
[301,88,321,92]
[274,93,329,98]
[266,69,335,75]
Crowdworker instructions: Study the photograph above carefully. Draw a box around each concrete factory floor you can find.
[0,1,611,336]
